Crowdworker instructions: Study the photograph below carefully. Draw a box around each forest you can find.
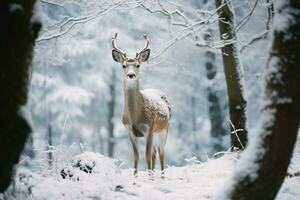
[0,0,299,199]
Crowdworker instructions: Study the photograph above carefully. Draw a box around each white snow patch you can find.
[3,153,235,200]
[3,150,300,200]
[141,88,170,118]
[18,105,34,129]
[273,1,300,32]
[30,0,42,24]
[277,177,300,200]
[9,3,22,12]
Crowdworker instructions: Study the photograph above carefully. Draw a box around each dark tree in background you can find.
[107,69,116,157]
[0,0,41,192]
[215,0,248,150]
[193,0,228,153]
[228,0,300,199]
[204,31,227,151]
[47,124,53,166]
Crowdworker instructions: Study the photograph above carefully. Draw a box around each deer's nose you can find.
[127,73,136,79]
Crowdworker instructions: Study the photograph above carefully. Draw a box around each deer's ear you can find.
[138,49,150,62]
[112,49,124,63]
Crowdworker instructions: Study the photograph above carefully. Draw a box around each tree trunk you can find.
[47,124,53,167]
[107,69,116,157]
[191,96,197,132]
[266,0,274,30]
[0,0,41,192]
[215,0,248,150]
[227,1,300,199]
[204,31,227,151]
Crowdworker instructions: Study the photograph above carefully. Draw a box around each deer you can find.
[111,33,171,178]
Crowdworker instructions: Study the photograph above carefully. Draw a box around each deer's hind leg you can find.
[145,124,154,175]
[152,146,157,171]
[158,130,168,178]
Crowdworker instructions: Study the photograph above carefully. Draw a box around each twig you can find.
[228,118,245,150]
[240,30,269,52]
[235,0,259,32]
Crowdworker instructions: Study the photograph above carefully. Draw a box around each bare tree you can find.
[204,30,227,151]
[47,124,53,166]
[226,0,300,199]
[215,0,248,150]
[0,0,41,192]
[107,69,116,157]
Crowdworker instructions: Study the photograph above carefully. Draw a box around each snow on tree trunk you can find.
[223,1,300,199]
[215,0,248,150]
[0,0,41,192]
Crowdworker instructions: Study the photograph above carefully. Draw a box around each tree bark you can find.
[0,0,41,192]
[215,0,248,150]
[228,1,300,199]
[107,69,116,157]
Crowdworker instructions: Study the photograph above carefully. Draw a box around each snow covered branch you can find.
[37,0,138,43]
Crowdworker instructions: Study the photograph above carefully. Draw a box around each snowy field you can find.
[2,143,300,200]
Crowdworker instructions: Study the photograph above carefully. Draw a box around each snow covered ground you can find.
[2,145,300,200]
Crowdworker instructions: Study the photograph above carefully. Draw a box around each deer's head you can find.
[112,33,150,80]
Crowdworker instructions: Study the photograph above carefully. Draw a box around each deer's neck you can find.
[124,79,143,123]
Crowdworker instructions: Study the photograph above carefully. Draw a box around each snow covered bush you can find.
[60,152,122,182]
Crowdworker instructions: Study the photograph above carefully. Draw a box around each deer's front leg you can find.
[129,134,139,176]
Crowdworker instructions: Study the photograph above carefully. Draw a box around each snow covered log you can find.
[224,0,300,199]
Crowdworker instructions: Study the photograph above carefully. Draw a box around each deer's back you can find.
[141,89,171,133]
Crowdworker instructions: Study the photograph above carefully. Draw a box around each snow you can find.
[18,105,34,129]
[141,89,171,119]
[10,0,299,199]
[9,3,22,12]
[31,0,42,24]
[273,1,299,33]
[1,152,235,200]
[3,150,300,200]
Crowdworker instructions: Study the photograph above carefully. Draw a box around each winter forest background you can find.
[1,0,300,199]
[28,0,269,166]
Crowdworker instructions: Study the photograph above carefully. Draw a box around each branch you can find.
[229,118,245,151]
[37,0,130,43]
[240,30,269,52]
[235,0,259,32]
[40,0,66,10]
[141,0,233,59]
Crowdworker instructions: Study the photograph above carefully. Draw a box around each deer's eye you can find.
[136,65,140,68]
[122,65,126,68]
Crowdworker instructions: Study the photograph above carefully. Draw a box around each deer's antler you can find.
[136,34,149,58]
[112,33,126,57]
